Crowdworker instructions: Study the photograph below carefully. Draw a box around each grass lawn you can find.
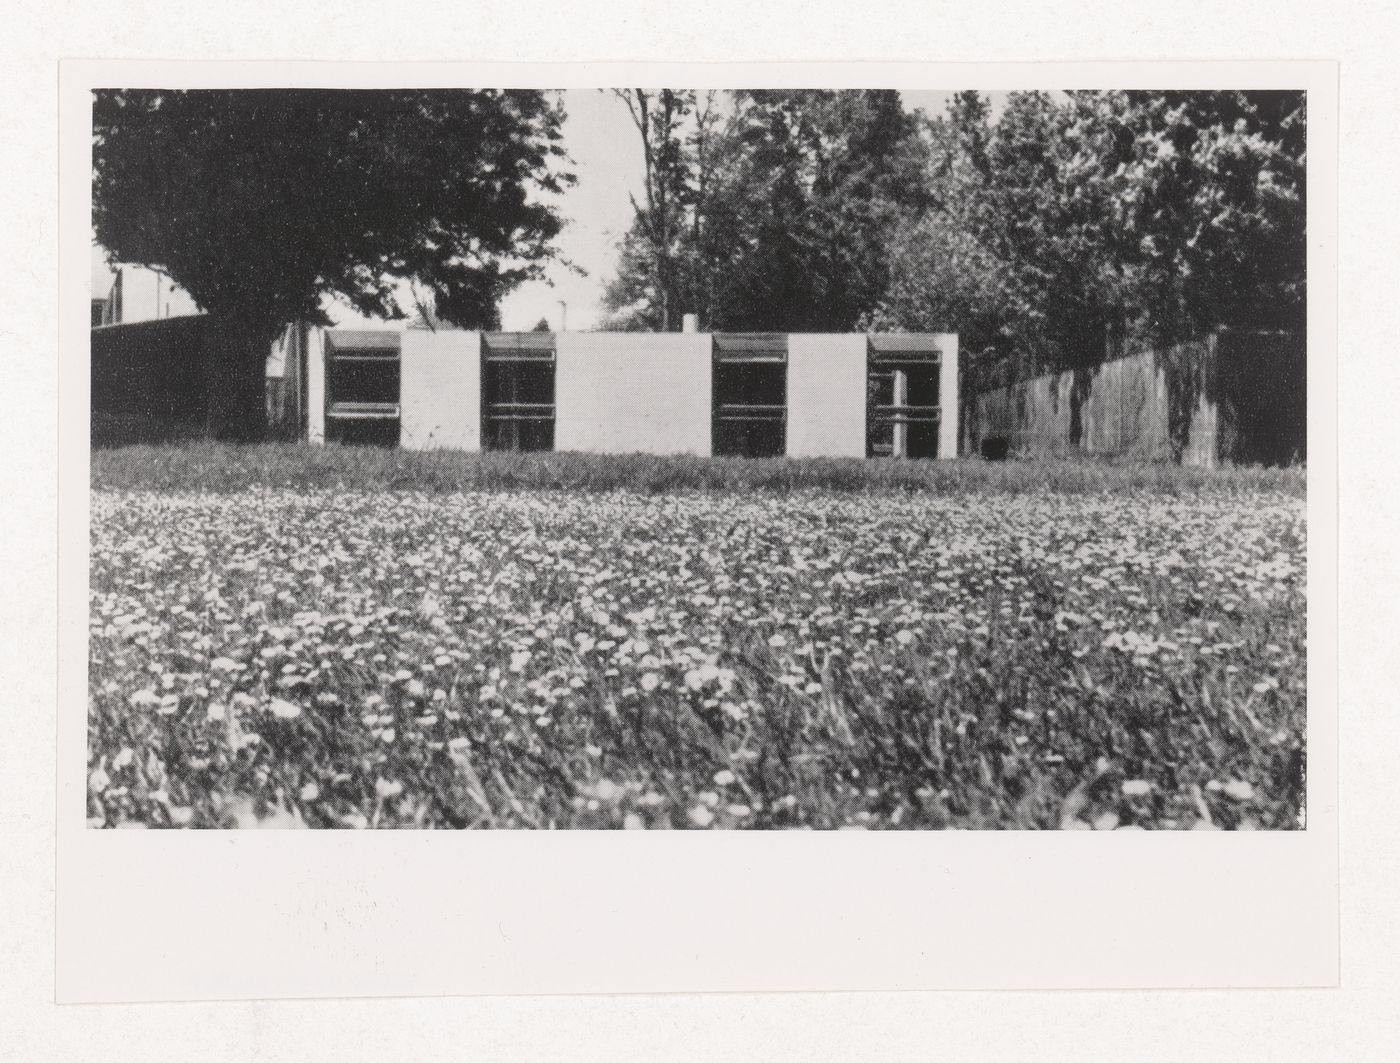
[87,444,1307,829]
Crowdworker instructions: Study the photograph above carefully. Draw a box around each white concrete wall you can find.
[555,333,712,455]
[306,328,326,444]
[786,334,867,458]
[937,332,960,459]
[399,331,481,451]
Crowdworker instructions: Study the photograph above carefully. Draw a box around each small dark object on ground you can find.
[981,437,1010,461]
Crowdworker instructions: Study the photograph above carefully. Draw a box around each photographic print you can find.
[86,84,1308,832]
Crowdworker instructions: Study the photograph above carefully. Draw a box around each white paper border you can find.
[56,58,1339,1003]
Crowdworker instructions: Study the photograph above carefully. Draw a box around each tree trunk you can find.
[202,314,270,442]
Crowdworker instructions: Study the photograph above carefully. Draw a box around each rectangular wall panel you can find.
[937,332,959,459]
[399,331,481,451]
[306,327,326,444]
[555,333,712,455]
[786,334,867,458]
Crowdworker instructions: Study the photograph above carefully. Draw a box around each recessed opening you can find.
[867,338,940,459]
[713,334,787,458]
[483,333,556,452]
[329,357,400,406]
[325,331,400,447]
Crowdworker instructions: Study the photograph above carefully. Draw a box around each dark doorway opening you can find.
[325,331,401,447]
[482,333,556,452]
[713,334,787,458]
[867,337,941,459]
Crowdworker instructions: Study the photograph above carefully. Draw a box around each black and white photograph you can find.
[10,0,1398,1042]
[84,83,1309,832]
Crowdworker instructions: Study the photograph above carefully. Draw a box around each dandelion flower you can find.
[1223,780,1254,802]
[269,697,302,720]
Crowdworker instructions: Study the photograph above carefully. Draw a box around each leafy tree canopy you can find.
[602,89,929,333]
[868,90,1306,381]
[601,87,1305,390]
[93,89,574,338]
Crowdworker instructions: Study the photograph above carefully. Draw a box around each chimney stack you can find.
[681,313,699,334]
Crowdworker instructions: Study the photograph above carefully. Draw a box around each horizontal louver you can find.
[867,334,943,362]
[714,333,788,362]
[483,332,557,361]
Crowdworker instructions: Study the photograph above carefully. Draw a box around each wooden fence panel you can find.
[972,331,1303,467]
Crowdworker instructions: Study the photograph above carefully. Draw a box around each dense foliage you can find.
[92,89,573,435]
[602,90,930,332]
[604,89,1306,384]
[869,90,1307,378]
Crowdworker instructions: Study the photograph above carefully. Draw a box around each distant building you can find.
[91,255,202,327]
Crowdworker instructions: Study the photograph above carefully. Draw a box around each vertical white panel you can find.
[399,331,481,451]
[555,333,712,455]
[306,327,325,445]
[786,334,867,458]
[938,332,960,459]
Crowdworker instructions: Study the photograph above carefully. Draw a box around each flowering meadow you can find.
[88,446,1306,829]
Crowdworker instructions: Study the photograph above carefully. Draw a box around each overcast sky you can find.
[94,89,998,331]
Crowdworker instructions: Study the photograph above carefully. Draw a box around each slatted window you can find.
[713,334,787,458]
[482,333,556,452]
[325,331,400,447]
[867,336,940,459]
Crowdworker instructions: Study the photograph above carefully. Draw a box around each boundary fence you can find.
[972,330,1305,467]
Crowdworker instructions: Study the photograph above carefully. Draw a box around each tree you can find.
[714,90,923,331]
[608,89,696,331]
[870,90,1306,380]
[602,89,930,333]
[92,89,573,438]
[1064,90,1307,346]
